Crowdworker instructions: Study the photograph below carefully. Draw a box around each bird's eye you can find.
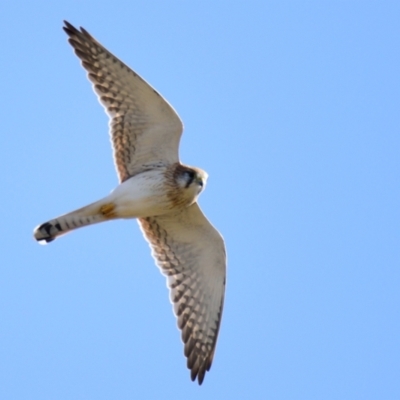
[184,171,195,187]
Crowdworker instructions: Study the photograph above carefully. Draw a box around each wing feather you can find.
[139,203,226,385]
[63,21,183,182]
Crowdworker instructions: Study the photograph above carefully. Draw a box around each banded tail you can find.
[34,200,117,244]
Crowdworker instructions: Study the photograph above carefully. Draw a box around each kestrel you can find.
[33,21,226,385]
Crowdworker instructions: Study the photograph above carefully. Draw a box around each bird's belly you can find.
[108,172,173,218]
[115,194,171,218]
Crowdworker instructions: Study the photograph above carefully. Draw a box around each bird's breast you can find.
[109,169,190,218]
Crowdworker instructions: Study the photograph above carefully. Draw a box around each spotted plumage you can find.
[33,21,226,385]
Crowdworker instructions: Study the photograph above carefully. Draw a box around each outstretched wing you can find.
[63,21,183,182]
[139,204,226,385]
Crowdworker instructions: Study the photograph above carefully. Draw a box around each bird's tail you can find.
[33,200,117,244]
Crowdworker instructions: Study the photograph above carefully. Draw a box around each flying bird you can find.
[33,21,226,385]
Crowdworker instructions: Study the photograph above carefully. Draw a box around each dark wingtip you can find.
[197,372,205,385]
[63,20,72,29]
[63,20,94,41]
[63,20,78,36]
[80,27,91,36]
[189,362,207,385]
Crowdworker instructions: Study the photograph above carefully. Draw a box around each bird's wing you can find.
[138,203,226,385]
[63,21,183,182]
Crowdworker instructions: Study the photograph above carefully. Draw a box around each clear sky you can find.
[1,1,399,399]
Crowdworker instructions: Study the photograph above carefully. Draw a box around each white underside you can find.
[105,169,172,218]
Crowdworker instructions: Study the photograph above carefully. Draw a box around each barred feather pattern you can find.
[63,21,183,182]
[139,204,226,385]
[57,22,227,385]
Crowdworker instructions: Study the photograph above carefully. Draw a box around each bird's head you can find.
[175,165,208,204]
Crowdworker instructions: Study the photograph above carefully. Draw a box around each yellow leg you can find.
[99,203,116,219]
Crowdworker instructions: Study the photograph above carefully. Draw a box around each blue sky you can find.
[1,1,399,399]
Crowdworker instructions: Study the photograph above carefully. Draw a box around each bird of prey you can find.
[33,21,226,385]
